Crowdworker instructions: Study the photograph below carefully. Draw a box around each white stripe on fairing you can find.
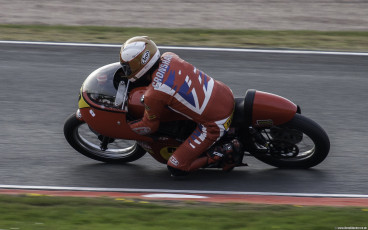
[1,185,368,198]
[1,40,368,56]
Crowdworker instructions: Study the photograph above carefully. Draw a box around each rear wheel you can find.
[250,113,330,168]
[63,113,146,163]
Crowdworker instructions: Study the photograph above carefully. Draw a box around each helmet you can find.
[119,36,160,82]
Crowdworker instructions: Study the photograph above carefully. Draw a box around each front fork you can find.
[98,136,115,151]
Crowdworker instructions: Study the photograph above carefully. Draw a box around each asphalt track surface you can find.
[0,42,367,197]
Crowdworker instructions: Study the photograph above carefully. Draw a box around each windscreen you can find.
[82,62,128,111]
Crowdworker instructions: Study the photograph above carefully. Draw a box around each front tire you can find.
[250,113,330,168]
[63,113,146,163]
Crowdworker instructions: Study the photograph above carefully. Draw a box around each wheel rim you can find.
[73,122,139,160]
[260,128,316,162]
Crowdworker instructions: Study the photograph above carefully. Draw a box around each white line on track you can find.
[1,40,368,56]
[1,185,368,198]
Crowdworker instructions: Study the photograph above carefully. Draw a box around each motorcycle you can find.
[63,62,330,170]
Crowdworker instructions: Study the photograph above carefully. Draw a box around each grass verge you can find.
[1,24,368,51]
[0,194,367,230]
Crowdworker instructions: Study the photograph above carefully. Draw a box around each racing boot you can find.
[207,139,246,171]
[221,139,247,172]
[206,145,226,167]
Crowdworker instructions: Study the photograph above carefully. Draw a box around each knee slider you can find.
[167,165,189,177]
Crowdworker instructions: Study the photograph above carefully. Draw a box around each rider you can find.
[119,36,240,176]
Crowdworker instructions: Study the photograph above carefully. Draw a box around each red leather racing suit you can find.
[130,52,235,172]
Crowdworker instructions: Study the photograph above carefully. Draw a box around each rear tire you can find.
[250,114,330,168]
[63,113,146,163]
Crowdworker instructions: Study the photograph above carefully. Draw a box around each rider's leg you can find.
[167,124,218,176]
[167,113,234,176]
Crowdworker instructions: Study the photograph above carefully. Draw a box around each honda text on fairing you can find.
[64,62,330,172]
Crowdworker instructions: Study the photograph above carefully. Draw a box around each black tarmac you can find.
[0,43,367,195]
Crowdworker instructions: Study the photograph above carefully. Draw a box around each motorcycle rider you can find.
[119,36,241,176]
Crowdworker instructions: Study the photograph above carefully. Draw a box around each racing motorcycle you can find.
[63,62,330,170]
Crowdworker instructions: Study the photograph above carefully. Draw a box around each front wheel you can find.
[63,113,146,163]
[250,113,330,168]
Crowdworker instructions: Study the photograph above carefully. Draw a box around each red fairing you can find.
[138,138,183,164]
[252,91,297,127]
[127,87,146,119]
[79,107,153,142]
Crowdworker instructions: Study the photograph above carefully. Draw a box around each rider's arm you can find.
[129,92,165,135]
